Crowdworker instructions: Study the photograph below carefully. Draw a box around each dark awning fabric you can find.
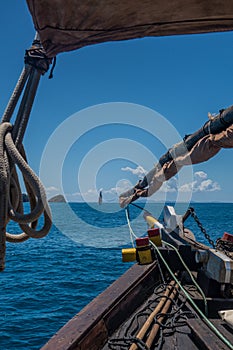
[119,123,233,208]
[26,0,233,57]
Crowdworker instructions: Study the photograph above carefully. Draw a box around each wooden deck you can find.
[102,283,233,350]
[40,257,233,350]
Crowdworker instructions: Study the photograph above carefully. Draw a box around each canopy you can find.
[26,0,233,57]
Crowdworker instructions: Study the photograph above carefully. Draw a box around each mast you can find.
[98,190,103,205]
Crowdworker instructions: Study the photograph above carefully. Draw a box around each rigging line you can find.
[151,240,233,350]
[130,202,164,230]
[13,68,41,146]
[154,249,166,285]
[161,239,208,317]
[125,207,137,247]
[130,202,147,212]
[1,65,32,123]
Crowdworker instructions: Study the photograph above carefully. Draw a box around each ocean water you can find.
[1,202,233,349]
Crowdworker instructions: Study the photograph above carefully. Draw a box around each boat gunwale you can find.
[41,261,159,350]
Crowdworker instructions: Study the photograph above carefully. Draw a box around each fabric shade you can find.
[26,1,233,57]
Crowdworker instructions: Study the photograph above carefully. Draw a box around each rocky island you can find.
[48,194,66,203]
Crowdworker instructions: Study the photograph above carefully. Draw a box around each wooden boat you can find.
[40,205,233,350]
[1,1,233,349]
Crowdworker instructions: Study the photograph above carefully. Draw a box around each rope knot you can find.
[24,39,55,76]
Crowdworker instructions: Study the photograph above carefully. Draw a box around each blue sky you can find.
[1,1,233,203]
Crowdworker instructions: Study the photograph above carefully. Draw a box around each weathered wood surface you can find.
[187,318,233,350]
[41,262,159,350]
[158,324,199,350]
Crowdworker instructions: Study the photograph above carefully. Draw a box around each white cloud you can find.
[193,171,220,192]
[69,187,118,202]
[194,171,208,179]
[158,170,220,194]
[45,186,60,194]
[68,182,134,202]
[115,179,133,195]
[120,165,220,194]
[179,171,220,193]
[160,177,178,192]
[178,182,193,192]
[56,169,221,202]
[121,165,147,178]
[66,190,95,202]
[197,179,220,192]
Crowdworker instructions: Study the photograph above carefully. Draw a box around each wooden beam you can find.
[187,319,231,350]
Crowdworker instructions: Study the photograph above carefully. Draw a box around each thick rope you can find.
[6,125,47,224]
[0,122,52,270]
[1,65,32,123]
[0,125,9,271]
[0,36,53,270]
[13,68,41,147]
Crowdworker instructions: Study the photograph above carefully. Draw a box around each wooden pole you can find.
[129,280,176,350]
[146,283,179,348]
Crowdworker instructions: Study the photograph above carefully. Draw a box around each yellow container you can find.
[136,237,153,265]
[137,248,153,265]
[122,248,136,262]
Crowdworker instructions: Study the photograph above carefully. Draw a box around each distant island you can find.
[48,194,66,203]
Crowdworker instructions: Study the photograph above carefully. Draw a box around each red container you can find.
[148,228,160,237]
[222,232,233,243]
[136,237,149,247]
[147,228,162,246]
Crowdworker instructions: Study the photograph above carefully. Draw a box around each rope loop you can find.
[0,122,52,270]
[0,35,53,271]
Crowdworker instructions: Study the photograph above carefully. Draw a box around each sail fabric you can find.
[26,0,233,57]
[119,124,233,207]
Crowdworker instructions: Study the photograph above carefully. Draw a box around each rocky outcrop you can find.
[48,194,66,203]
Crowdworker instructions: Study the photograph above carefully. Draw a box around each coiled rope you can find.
[108,280,194,350]
[0,35,53,271]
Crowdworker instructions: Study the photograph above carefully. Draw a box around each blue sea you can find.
[1,202,233,350]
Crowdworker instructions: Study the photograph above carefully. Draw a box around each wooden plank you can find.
[76,320,108,350]
[191,293,233,318]
[187,319,230,350]
[162,325,199,350]
[41,262,158,350]
[211,319,233,346]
